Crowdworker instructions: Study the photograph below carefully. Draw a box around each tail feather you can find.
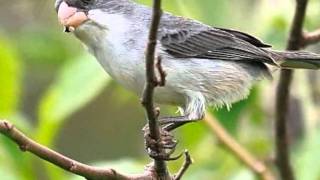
[270,50,320,69]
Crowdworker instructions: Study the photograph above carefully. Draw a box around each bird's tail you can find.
[270,50,320,69]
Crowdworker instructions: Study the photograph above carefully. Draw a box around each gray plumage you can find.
[56,0,320,121]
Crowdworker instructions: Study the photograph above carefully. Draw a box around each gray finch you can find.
[56,0,320,129]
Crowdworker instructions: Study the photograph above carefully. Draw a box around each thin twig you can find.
[204,113,275,180]
[174,150,193,180]
[0,120,153,180]
[275,0,309,179]
[141,0,170,179]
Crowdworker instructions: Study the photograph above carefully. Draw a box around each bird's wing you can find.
[159,18,276,65]
[214,27,271,48]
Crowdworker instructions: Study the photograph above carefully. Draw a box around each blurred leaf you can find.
[37,54,111,146]
[0,35,21,117]
[14,29,82,66]
[209,88,259,134]
[230,169,254,180]
[0,136,35,180]
[137,0,230,26]
[295,130,320,180]
[0,166,19,180]
[183,136,248,180]
[174,0,230,26]
[177,122,207,152]
[262,15,288,49]
[305,0,320,30]
[0,35,34,179]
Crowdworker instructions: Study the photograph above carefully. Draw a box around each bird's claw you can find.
[143,125,180,161]
[148,149,184,161]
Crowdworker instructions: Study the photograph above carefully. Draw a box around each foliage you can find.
[0,0,320,179]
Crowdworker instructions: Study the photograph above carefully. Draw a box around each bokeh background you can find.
[1,0,320,179]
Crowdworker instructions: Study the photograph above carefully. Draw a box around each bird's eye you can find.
[64,0,94,9]
[80,0,94,7]
[81,0,92,5]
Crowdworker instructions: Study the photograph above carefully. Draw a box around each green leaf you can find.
[0,35,21,118]
[295,130,320,180]
[14,29,82,66]
[0,35,34,180]
[0,136,35,180]
[177,121,207,151]
[36,54,111,145]
[209,88,259,134]
[0,166,18,180]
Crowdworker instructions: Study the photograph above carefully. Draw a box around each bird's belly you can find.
[91,46,186,106]
[161,58,269,107]
[95,52,185,105]
[94,49,269,108]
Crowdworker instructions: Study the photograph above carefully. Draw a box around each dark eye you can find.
[81,0,92,5]
[64,0,93,9]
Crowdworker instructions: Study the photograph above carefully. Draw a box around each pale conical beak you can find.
[57,1,88,32]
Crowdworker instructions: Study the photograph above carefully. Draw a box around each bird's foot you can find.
[143,125,182,161]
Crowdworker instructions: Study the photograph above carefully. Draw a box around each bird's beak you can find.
[57,1,88,32]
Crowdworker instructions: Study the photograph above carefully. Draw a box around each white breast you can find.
[75,11,147,94]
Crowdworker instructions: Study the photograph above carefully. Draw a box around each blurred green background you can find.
[1,0,320,179]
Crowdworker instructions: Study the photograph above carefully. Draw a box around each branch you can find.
[0,120,155,180]
[275,0,310,179]
[302,29,320,47]
[204,113,275,180]
[174,150,192,180]
[141,0,170,179]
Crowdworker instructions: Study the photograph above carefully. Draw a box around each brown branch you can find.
[302,29,320,47]
[204,113,275,180]
[275,70,295,180]
[141,0,170,179]
[275,0,310,179]
[0,120,157,180]
[156,56,167,87]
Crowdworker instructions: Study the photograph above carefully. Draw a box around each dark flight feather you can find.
[160,27,277,65]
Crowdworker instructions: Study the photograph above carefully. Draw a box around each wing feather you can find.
[159,20,276,64]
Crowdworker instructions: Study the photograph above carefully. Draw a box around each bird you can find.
[55,0,320,131]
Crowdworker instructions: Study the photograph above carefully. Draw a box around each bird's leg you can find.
[159,93,206,131]
[159,115,202,132]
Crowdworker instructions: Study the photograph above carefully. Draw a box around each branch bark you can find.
[204,113,275,180]
[275,0,309,180]
[141,0,170,179]
[0,120,155,180]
